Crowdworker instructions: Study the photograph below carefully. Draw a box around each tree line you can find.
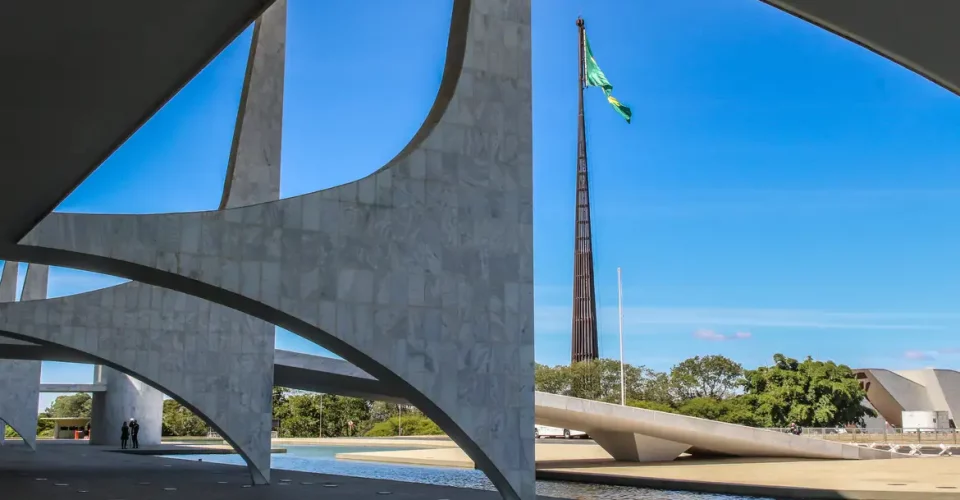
[536,353,875,428]
[160,387,444,438]
[6,352,873,439]
[6,389,444,439]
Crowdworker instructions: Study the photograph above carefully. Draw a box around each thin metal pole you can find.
[398,404,403,436]
[618,267,625,405]
[319,394,323,438]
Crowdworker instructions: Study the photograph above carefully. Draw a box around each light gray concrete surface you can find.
[220,0,285,210]
[859,368,960,427]
[0,281,276,484]
[11,0,534,498]
[0,0,287,485]
[0,262,41,451]
[272,350,406,404]
[91,366,164,447]
[589,431,690,462]
[535,392,904,461]
[0,360,40,451]
[0,261,16,302]
[39,383,106,393]
[856,368,937,427]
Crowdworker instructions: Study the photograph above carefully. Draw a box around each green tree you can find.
[743,354,876,427]
[272,387,289,414]
[162,399,208,436]
[535,363,570,394]
[45,393,92,418]
[317,395,371,437]
[669,355,744,400]
[36,412,55,437]
[369,401,397,424]
[627,400,676,413]
[676,396,760,426]
[364,415,443,437]
[538,359,671,404]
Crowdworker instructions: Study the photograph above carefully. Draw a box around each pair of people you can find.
[120,418,140,449]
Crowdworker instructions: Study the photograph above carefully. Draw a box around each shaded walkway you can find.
[0,442,558,500]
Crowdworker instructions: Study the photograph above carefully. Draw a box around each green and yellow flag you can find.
[584,32,632,123]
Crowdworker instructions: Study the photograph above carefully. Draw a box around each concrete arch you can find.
[0,282,276,485]
[4,0,534,497]
[0,0,284,482]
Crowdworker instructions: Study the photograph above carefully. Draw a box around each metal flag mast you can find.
[618,267,625,405]
[571,17,600,364]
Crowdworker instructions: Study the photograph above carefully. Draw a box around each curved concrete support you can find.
[0,282,276,484]
[90,366,163,446]
[8,0,534,497]
[0,262,41,451]
[761,1,960,96]
[273,350,405,404]
[0,0,286,483]
[20,264,48,301]
[220,0,285,210]
[536,392,902,461]
[0,261,17,302]
[590,431,691,462]
[0,360,41,450]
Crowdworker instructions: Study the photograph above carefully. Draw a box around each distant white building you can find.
[854,368,960,428]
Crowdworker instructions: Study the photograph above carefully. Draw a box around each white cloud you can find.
[904,350,936,361]
[576,188,960,221]
[902,348,960,361]
[693,329,752,341]
[534,303,951,335]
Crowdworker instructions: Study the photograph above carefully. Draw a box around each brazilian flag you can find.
[584,32,632,123]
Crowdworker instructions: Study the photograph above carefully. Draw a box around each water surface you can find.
[167,445,768,499]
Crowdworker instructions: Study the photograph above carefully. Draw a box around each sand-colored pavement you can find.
[338,441,960,499]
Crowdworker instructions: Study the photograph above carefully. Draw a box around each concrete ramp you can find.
[536,392,902,461]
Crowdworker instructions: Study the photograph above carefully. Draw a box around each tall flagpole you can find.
[618,267,625,405]
[571,17,600,363]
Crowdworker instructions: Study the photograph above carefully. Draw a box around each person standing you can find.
[130,419,140,449]
[120,421,129,450]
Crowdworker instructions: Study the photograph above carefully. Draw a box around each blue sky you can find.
[9,0,960,411]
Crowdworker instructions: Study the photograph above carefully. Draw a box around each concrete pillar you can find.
[0,360,41,450]
[90,366,163,446]
[0,262,41,450]
[0,261,17,302]
[591,431,692,462]
[219,0,285,210]
[88,0,285,452]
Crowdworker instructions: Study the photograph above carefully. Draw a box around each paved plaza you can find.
[0,442,558,500]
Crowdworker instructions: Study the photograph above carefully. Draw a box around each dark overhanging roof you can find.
[761,0,960,97]
[3,0,957,245]
[0,0,275,243]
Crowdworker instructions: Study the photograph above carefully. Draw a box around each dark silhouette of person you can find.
[130,419,140,449]
[120,421,129,449]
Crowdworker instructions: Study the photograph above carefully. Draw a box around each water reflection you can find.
[166,445,767,499]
